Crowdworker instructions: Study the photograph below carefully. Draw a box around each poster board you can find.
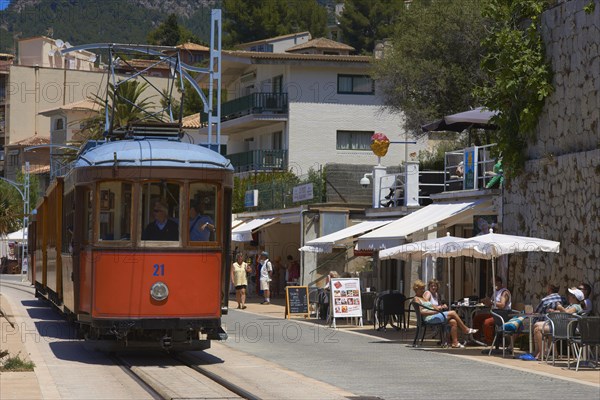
[285,286,309,319]
[330,278,363,328]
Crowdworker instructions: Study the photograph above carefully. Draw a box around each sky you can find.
[0,1,9,11]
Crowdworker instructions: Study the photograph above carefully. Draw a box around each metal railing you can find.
[201,92,288,124]
[444,144,498,191]
[228,149,288,173]
[377,169,446,208]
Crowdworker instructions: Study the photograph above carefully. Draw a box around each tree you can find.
[373,0,488,136]
[77,80,157,142]
[338,0,405,54]
[0,187,20,235]
[475,0,554,176]
[222,0,327,47]
[147,14,201,46]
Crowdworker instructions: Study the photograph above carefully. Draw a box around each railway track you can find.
[0,279,35,296]
[113,352,261,400]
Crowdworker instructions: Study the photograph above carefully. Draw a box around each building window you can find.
[250,44,273,52]
[337,74,374,94]
[54,118,64,130]
[336,130,373,150]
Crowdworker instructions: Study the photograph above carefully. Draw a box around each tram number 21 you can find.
[153,264,165,276]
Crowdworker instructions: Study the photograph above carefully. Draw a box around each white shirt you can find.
[259,259,272,281]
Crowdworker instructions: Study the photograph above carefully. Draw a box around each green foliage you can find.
[147,14,201,46]
[0,352,35,371]
[337,0,405,54]
[232,168,325,213]
[0,0,213,53]
[476,0,554,176]
[584,1,596,14]
[0,191,21,235]
[222,0,327,48]
[418,135,469,171]
[373,0,488,135]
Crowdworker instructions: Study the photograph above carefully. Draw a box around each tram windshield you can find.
[140,182,180,242]
[98,182,132,241]
[189,183,218,243]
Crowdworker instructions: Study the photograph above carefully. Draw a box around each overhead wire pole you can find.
[207,9,222,151]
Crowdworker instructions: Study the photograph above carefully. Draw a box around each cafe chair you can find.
[374,291,406,331]
[568,316,600,371]
[411,301,448,347]
[361,291,377,327]
[489,309,516,358]
[542,312,579,365]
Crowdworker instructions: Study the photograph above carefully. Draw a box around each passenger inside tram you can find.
[142,200,179,241]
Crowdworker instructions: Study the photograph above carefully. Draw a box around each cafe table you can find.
[451,303,490,346]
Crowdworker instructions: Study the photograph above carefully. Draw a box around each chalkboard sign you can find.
[285,286,309,319]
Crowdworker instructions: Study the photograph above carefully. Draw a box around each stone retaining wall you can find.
[504,0,599,311]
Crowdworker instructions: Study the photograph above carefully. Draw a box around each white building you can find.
[197,35,427,176]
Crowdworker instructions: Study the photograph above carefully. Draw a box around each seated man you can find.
[473,276,512,345]
[533,283,566,322]
[579,283,592,315]
[142,201,179,241]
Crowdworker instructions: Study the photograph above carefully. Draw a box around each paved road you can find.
[222,310,600,399]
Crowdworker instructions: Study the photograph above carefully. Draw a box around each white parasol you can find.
[424,229,560,306]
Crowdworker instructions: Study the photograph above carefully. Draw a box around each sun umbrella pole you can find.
[491,257,496,308]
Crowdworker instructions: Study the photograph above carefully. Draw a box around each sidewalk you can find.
[0,293,43,400]
[234,295,600,388]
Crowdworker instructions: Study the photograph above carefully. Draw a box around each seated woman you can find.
[423,279,448,311]
[413,279,477,348]
[532,287,585,360]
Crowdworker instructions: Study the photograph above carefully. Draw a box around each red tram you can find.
[29,136,233,350]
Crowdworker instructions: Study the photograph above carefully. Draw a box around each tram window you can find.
[140,182,180,242]
[97,182,132,241]
[189,183,217,242]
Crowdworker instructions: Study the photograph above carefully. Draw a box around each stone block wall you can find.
[504,0,599,312]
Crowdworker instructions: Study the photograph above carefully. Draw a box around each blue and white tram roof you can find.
[74,140,234,171]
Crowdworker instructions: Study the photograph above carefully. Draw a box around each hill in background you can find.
[0,0,218,53]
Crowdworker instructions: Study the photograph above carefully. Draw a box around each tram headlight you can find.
[150,281,169,301]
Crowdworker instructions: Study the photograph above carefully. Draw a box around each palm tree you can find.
[77,80,159,142]
[0,193,20,235]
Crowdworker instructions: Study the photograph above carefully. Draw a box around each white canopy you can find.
[231,217,278,242]
[356,200,489,250]
[379,232,468,260]
[422,230,560,306]
[6,228,27,242]
[431,230,560,260]
[300,220,395,253]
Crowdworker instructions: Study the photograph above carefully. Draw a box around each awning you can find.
[300,220,395,253]
[6,228,27,242]
[231,217,279,242]
[356,199,491,250]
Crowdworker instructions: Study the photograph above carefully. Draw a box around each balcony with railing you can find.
[444,144,499,191]
[227,149,288,173]
[201,92,288,124]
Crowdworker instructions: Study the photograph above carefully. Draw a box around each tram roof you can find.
[75,139,233,170]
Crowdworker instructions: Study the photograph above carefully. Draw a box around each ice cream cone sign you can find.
[370,132,390,157]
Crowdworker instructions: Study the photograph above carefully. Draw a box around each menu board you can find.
[285,286,309,318]
[330,278,363,318]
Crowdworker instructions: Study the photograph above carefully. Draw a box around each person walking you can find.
[231,253,252,309]
[259,251,273,304]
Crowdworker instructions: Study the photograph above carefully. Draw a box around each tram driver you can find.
[142,201,179,241]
